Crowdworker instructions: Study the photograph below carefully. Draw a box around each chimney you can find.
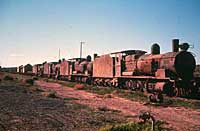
[151,43,160,55]
[172,39,179,52]
[93,53,98,60]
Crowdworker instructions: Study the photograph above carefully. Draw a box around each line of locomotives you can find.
[25,39,199,97]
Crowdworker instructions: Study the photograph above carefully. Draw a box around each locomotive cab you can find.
[111,50,147,76]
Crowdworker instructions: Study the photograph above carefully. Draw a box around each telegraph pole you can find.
[80,41,85,58]
[59,48,61,60]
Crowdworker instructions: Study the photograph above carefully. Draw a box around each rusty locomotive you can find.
[31,39,197,97]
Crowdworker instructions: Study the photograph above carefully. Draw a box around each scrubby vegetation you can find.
[47,92,58,98]
[43,79,200,109]
[98,106,121,113]
[32,77,39,80]
[3,75,14,81]
[163,97,200,109]
[34,88,44,93]
[99,121,168,131]
[25,79,34,85]
[0,84,126,131]
[74,83,85,90]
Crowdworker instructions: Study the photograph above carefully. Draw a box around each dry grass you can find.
[0,78,127,131]
[47,91,58,98]
[3,75,14,81]
[74,84,85,90]
[99,121,168,131]
[25,79,34,85]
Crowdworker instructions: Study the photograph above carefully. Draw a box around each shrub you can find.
[98,106,111,112]
[32,77,39,80]
[3,75,14,81]
[99,121,167,131]
[25,79,34,85]
[103,94,113,98]
[75,84,84,90]
[47,92,57,98]
[35,88,44,92]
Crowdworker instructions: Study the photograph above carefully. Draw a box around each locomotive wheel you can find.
[132,81,138,91]
[125,81,131,89]
[107,81,112,87]
[162,82,174,96]
[138,81,146,92]
[174,87,179,97]
[129,80,135,90]
[129,80,134,90]
[119,83,126,89]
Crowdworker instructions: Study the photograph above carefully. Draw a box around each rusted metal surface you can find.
[32,65,38,74]
[172,39,179,52]
[151,43,160,54]
[72,55,92,75]
[137,54,162,74]
[155,69,167,78]
[136,51,196,80]
[93,54,114,78]
[75,61,87,73]
[124,54,137,72]
[17,65,23,73]
[23,64,32,73]
[114,54,122,77]
[43,62,59,76]
[87,62,93,74]
[54,63,60,76]
[43,63,50,75]
[60,60,71,76]
[161,51,195,80]
[8,38,198,97]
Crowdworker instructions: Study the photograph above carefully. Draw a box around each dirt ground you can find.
[0,72,200,131]
[0,74,126,131]
[35,80,200,131]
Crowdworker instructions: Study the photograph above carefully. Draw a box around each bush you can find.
[3,75,14,81]
[25,79,34,85]
[32,77,39,80]
[99,121,167,131]
[47,92,57,98]
[75,84,84,90]
[35,88,44,92]
[98,106,111,112]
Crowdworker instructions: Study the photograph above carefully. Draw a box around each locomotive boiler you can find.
[137,39,196,81]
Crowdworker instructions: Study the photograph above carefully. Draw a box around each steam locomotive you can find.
[31,39,197,97]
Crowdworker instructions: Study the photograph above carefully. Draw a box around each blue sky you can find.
[0,0,200,67]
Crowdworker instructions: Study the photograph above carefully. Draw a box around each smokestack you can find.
[172,39,179,52]
[93,53,98,60]
[151,43,160,55]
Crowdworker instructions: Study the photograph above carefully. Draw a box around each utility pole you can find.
[80,41,85,58]
[58,48,61,60]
